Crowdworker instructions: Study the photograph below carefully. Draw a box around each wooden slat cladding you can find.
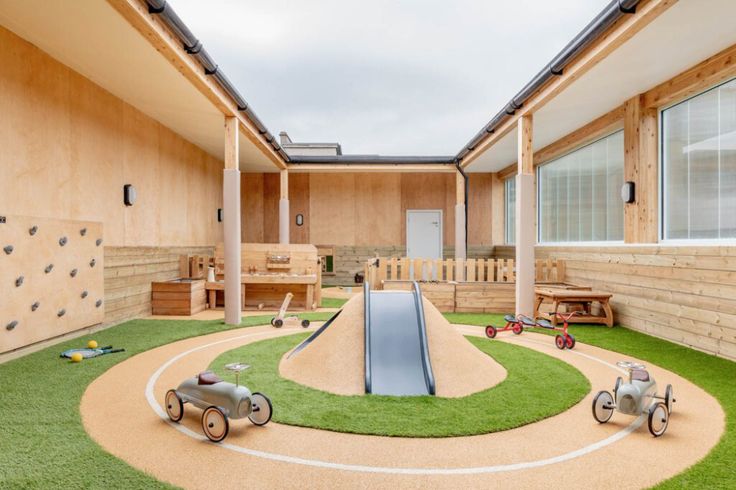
[104,246,213,324]
[496,245,736,360]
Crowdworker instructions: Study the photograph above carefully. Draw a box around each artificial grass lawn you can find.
[319,297,348,308]
[0,314,333,489]
[447,312,736,489]
[209,333,589,437]
[0,311,733,487]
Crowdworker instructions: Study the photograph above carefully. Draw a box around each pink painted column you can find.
[515,114,535,317]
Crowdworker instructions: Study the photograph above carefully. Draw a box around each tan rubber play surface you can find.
[81,325,724,489]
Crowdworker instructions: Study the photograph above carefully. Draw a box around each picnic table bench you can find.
[534,288,614,327]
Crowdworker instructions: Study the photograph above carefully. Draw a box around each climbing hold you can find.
[95,299,103,308]
[3,245,12,255]
[70,268,78,278]
[6,320,18,331]
[59,236,68,246]
[15,276,24,287]
[89,258,96,268]
[80,227,87,236]
[29,225,38,236]
[81,290,88,299]
[57,309,66,317]
[44,264,54,274]
[31,301,40,311]
[95,238,103,247]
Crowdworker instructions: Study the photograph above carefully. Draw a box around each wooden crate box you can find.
[151,279,206,316]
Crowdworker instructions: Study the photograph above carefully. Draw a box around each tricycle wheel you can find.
[648,402,669,437]
[665,384,674,414]
[165,389,183,423]
[272,318,283,328]
[555,334,566,350]
[485,325,497,339]
[565,334,576,349]
[301,319,310,328]
[202,406,229,442]
[592,391,614,423]
[512,323,523,335]
[248,392,273,426]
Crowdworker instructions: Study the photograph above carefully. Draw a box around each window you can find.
[662,78,736,240]
[504,177,515,244]
[538,130,624,243]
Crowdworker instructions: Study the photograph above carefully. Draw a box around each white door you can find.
[406,210,442,259]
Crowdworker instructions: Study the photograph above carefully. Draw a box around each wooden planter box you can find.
[151,279,206,316]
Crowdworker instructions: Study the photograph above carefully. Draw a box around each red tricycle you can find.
[484,311,579,350]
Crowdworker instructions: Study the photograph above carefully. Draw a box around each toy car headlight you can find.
[237,397,251,418]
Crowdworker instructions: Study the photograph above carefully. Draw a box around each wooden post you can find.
[490,172,505,246]
[515,114,535,317]
[455,169,466,281]
[279,169,290,244]
[624,94,658,243]
[223,116,242,325]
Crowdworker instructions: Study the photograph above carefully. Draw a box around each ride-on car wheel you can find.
[202,406,229,442]
[485,325,497,339]
[248,392,273,426]
[665,384,675,413]
[613,376,623,403]
[555,334,566,350]
[565,334,576,349]
[272,318,283,328]
[301,319,310,328]
[165,389,184,423]
[592,391,614,423]
[648,402,669,437]
[512,323,523,335]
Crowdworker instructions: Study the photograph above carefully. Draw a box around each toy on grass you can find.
[592,360,675,437]
[70,352,83,363]
[87,340,98,349]
[484,312,578,350]
[61,345,125,360]
[271,292,310,328]
[484,314,527,339]
[165,362,273,442]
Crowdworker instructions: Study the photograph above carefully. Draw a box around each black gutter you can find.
[288,155,456,165]
[144,0,291,162]
[455,0,641,163]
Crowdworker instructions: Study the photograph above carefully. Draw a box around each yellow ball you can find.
[70,352,83,363]
[87,340,98,349]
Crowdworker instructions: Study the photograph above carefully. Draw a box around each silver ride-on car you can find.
[165,363,273,442]
[592,361,675,437]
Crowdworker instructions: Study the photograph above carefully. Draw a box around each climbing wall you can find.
[1,215,104,353]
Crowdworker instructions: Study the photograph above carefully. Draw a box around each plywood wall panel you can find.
[241,173,264,242]
[354,174,402,246]
[0,25,222,248]
[468,174,492,246]
[309,173,356,245]
[290,173,310,244]
[262,173,280,243]
[400,173,454,245]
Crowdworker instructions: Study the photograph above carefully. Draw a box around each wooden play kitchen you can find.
[534,287,614,327]
[207,243,321,311]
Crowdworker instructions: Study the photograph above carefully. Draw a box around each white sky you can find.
[170,0,610,156]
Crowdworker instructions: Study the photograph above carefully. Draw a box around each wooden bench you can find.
[534,288,614,327]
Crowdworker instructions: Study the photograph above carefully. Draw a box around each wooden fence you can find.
[364,257,565,289]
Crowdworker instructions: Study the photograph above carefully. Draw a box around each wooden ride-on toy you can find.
[165,363,273,442]
[592,361,675,437]
[271,292,310,328]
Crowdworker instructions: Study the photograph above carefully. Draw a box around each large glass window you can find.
[662,78,736,240]
[538,130,624,243]
[504,177,515,244]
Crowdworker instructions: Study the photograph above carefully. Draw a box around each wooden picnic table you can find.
[534,287,614,327]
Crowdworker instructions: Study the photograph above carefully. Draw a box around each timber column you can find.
[279,169,290,244]
[515,114,535,317]
[223,116,242,325]
[455,169,467,280]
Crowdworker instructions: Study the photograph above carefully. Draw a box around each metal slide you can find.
[286,309,343,359]
[364,281,436,396]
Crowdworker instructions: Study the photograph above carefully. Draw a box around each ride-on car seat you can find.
[197,371,222,385]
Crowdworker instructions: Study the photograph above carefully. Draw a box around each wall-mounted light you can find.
[217,208,223,222]
[123,184,137,206]
[296,214,304,226]
[620,181,635,204]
